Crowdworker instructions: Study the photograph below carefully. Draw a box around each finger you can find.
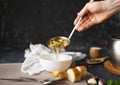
[74,3,89,25]
[74,15,81,25]
[81,22,94,31]
[75,15,89,30]
[74,12,88,26]
[77,19,95,32]
[78,15,89,27]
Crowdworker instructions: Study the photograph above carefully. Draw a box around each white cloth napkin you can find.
[21,44,86,75]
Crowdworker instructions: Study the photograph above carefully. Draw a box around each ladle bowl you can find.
[48,36,70,50]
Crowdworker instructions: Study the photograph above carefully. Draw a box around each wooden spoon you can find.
[86,56,109,65]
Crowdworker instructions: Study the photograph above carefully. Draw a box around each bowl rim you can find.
[39,53,72,62]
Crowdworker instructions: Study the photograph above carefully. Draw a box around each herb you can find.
[106,80,120,85]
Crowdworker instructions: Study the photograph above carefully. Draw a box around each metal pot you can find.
[108,35,120,67]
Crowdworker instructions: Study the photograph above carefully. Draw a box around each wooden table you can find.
[0,63,92,85]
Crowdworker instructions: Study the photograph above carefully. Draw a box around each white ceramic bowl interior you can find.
[39,53,72,72]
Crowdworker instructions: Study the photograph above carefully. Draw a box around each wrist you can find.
[112,0,120,14]
[106,0,120,15]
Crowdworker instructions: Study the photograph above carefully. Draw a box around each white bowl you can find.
[39,53,72,72]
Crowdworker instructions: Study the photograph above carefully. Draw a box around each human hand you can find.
[74,0,118,32]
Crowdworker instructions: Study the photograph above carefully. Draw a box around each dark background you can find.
[0,0,120,63]
[1,0,120,80]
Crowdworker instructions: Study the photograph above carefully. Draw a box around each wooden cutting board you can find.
[104,60,120,76]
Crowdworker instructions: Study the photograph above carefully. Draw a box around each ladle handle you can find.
[68,17,82,39]
[68,0,94,40]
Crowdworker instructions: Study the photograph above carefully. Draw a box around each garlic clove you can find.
[87,78,97,85]
[98,79,106,85]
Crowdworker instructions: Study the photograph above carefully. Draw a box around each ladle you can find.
[48,17,81,49]
[48,0,94,48]
[68,17,82,40]
[68,0,94,40]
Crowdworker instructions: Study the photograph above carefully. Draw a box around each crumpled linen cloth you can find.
[21,44,86,75]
